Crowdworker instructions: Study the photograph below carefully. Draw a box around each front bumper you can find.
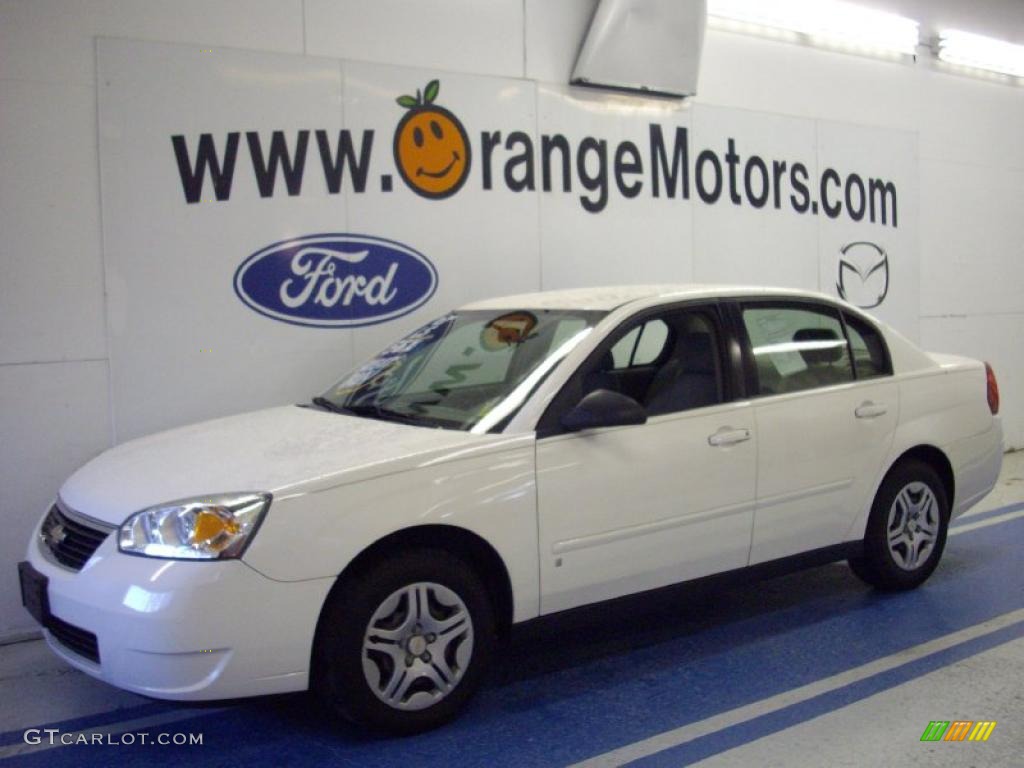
[24,522,334,700]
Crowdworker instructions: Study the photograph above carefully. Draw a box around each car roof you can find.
[458,284,839,312]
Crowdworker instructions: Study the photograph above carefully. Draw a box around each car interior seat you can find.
[644,332,719,415]
[581,352,620,396]
[785,327,849,390]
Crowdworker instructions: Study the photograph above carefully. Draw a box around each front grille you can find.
[46,615,100,663]
[40,503,113,571]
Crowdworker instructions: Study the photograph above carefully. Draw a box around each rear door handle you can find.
[855,401,888,419]
[708,427,751,447]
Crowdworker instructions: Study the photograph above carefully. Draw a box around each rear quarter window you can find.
[843,312,891,378]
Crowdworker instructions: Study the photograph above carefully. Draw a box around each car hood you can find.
[59,405,515,524]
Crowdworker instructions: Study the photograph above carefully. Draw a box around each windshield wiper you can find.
[313,398,435,427]
[310,396,348,414]
[350,403,436,427]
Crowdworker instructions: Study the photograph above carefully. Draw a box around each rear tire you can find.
[313,548,495,735]
[848,459,950,591]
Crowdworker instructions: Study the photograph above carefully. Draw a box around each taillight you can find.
[985,362,999,415]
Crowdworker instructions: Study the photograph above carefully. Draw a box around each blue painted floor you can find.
[2,500,1023,767]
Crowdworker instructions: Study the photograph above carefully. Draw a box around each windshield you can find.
[318,309,606,432]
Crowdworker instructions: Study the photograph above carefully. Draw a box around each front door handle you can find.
[708,427,751,447]
[855,401,888,419]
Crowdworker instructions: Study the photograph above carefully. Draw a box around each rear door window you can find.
[741,304,854,395]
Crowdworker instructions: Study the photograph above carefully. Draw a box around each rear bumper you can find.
[25,525,334,700]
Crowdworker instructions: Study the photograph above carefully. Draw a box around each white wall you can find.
[1,0,1021,640]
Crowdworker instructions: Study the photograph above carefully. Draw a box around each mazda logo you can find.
[837,241,889,309]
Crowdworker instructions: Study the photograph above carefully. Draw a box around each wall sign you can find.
[171,78,901,226]
[393,80,471,199]
[233,234,437,328]
[97,38,918,442]
[836,241,889,309]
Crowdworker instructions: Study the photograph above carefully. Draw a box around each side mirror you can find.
[560,389,647,432]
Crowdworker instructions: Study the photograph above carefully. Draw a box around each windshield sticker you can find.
[481,311,538,350]
[333,313,456,395]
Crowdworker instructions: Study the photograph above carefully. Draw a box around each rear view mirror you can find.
[560,389,647,432]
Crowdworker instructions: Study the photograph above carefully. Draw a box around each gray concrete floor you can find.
[1,452,1021,765]
[0,631,147,734]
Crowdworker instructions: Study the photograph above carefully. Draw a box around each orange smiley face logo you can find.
[393,80,471,199]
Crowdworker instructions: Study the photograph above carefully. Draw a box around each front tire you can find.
[848,460,950,591]
[313,548,496,735]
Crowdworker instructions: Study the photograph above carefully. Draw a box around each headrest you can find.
[678,333,715,374]
[793,327,843,365]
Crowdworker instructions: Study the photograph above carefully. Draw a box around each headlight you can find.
[118,493,271,560]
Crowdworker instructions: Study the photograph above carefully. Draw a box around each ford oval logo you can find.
[234,234,438,328]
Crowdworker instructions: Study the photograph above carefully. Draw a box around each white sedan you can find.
[19,285,1003,733]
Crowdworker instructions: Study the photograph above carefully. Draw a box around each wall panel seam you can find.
[0,358,109,368]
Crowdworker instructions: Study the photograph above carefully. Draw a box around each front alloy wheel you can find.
[314,549,495,734]
[362,582,474,711]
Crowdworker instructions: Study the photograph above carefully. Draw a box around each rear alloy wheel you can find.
[314,549,495,734]
[849,460,950,591]
[885,481,941,571]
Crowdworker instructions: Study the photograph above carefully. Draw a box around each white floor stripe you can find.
[0,707,227,759]
[569,607,1024,768]
[949,508,1024,535]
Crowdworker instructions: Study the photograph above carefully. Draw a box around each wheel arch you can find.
[887,444,955,508]
[846,443,955,590]
[314,524,516,641]
[848,443,956,543]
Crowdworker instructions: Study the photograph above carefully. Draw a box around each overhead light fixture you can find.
[571,0,707,98]
[938,30,1024,79]
[708,0,920,58]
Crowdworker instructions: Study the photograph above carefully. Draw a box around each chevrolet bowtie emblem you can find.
[47,522,67,545]
[837,241,889,309]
